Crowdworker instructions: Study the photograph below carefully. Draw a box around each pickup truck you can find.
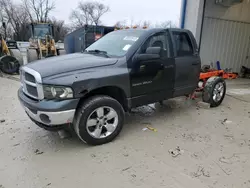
[18,28,226,145]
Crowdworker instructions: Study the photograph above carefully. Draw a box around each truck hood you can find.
[26,53,118,78]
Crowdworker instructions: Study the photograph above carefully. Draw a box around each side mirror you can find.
[136,47,161,61]
[146,47,161,55]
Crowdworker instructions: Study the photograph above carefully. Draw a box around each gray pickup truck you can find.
[18,28,226,145]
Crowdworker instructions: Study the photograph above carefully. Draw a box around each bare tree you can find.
[1,0,70,41]
[88,1,109,26]
[70,1,110,29]
[23,0,55,23]
[142,20,151,28]
[0,9,6,37]
[155,21,177,28]
[70,2,93,28]
[114,20,127,28]
[0,0,30,40]
[115,19,151,29]
[49,18,70,41]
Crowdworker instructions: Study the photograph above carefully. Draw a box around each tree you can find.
[114,20,127,28]
[49,18,70,41]
[155,21,177,28]
[23,0,55,23]
[0,0,64,41]
[88,1,109,26]
[114,19,151,29]
[142,20,151,28]
[70,1,110,29]
[0,0,30,40]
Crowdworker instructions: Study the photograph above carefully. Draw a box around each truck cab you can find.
[30,23,54,39]
[18,28,225,146]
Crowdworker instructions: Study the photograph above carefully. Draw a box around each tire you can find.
[73,95,125,145]
[0,55,20,74]
[10,49,23,66]
[202,76,226,107]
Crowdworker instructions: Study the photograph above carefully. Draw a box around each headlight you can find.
[43,85,73,99]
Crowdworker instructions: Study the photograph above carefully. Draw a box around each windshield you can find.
[85,30,145,57]
[34,26,51,38]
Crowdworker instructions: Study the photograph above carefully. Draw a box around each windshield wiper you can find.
[85,49,110,57]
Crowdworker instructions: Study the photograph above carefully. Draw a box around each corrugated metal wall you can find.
[200,17,250,72]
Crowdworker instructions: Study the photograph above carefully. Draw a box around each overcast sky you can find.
[50,0,182,26]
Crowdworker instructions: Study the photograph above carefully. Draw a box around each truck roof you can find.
[114,28,189,34]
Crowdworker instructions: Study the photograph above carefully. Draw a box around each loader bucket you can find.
[0,55,20,74]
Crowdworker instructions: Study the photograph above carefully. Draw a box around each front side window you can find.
[85,30,145,57]
[140,32,169,58]
[173,32,194,57]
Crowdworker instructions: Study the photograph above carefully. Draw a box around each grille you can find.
[25,72,36,83]
[21,67,44,100]
[26,84,38,96]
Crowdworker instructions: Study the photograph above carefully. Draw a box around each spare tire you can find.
[202,76,226,107]
[0,55,20,74]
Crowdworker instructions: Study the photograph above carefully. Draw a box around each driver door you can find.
[129,31,175,107]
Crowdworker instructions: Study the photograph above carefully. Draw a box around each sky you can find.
[51,0,182,26]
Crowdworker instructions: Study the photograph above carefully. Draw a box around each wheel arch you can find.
[76,86,129,112]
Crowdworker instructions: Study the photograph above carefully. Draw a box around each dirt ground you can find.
[0,77,250,188]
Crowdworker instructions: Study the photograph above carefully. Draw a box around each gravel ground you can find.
[0,77,250,188]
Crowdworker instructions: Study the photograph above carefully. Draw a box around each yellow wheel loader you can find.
[0,34,20,74]
[27,23,65,62]
[1,23,65,74]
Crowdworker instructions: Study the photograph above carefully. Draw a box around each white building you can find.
[181,0,250,72]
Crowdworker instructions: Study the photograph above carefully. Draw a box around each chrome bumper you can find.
[18,87,79,126]
[23,105,75,126]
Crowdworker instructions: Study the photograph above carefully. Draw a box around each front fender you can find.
[72,67,130,98]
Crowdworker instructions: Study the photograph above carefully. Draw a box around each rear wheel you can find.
[202,76,226,107]
[74,95,125,145]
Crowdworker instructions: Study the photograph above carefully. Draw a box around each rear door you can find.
[171,30,201,97]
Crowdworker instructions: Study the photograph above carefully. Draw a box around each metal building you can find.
[181,0,250,72]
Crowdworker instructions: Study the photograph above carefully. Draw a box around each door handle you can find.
[140,65,146,71]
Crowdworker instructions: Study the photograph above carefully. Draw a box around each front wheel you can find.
[202,76,226,107]
[0,55,20,74]
[74,95,125,145]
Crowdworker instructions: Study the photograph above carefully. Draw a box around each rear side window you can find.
[173,32,194,57]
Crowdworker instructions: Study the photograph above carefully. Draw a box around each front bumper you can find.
[18,88,79,126]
